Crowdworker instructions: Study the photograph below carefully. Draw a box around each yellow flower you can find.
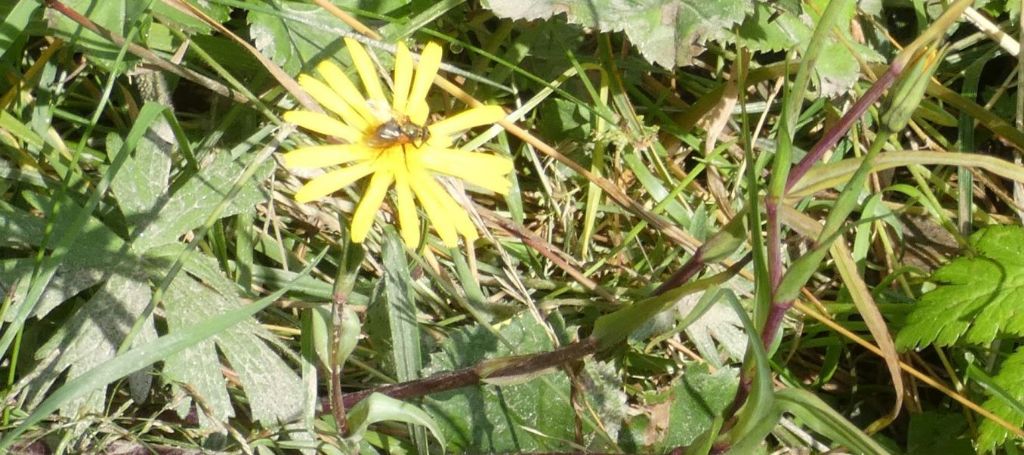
[282,38,513,248]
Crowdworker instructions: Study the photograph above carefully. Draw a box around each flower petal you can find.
[411,168,477,244]
[408,168,458,246]
[429,178,479,242]
[298,74,369,131]
[405,42,443,125]
[282,144,376,169]
[350,167,394,243]
[393,155,421,247]
[344,37,388,105]
[391,41,414,115]
[427,105,506,138]
[316,61,378,126]
[418,148,513,194]
[406,100,431,127]
[294,161,375,203]
[284,110,362,143]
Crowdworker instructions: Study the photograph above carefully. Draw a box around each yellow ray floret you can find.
[282,38,514,247]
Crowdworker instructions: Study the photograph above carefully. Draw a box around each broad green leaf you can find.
[0,199,129,270]
[0,274,302,451]
[22,273,156,417]
[132,152,271,252]
[0,102,164,360]
[108,132,172,230]
[484,0,750,68]
[421,312,586,452]
[0,260,104,320]
[583,360,627,442]
[163,274,304,428]
[162,281,239,427]
[592,270,733,350]
[738,2,883,96]
[649,364,737,451]
[247,2,354,75]
[678,290,748,366]
[149,0,230,34]
[0,0,40,62]
[978,347,1024,451]
[897,226,1024,349]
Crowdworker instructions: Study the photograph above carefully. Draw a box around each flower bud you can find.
[881,47,941,133]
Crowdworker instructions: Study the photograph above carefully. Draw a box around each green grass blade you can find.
[776,388,889,454]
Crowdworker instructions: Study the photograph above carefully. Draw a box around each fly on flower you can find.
[366,116,430,148]
[281,38,513,248]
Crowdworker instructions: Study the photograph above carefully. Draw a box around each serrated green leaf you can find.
[897,226,1024,349]
[978,347,1024,451]
[738,2,883,96]
[23,273,155,417]
[485,0,750,68]
[0,260,104,320]
[0,102,164,364]
[109,132,172,229]
[582,360,627,442]
[132,153,271,252]
[163,274,303,428]
[678,290,748,366]
[0,268,305,451]
[0,199,129,270]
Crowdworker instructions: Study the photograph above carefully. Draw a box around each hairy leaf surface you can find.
[484,0,750,68]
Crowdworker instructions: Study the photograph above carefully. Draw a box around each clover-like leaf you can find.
[897,226,1024,349]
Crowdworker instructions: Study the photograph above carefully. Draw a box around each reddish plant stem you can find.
[731,55,909,432]
[784,63,904,192]
[761,58,906,350]
[762,198,786,348]
[652,249,705,296]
